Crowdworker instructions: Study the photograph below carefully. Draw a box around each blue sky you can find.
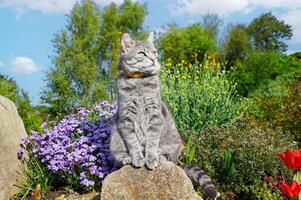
[0,0,300,105]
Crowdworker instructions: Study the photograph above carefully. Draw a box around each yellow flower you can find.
[165,62,172,67]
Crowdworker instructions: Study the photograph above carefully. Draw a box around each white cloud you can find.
[0,0,76,16]
[10,56,38,74]
[247,0,301,10]
[281,8,301,43]
[173,0,250,16]
[0,0,131,18]
[95,0,126,6]
[0,60,3,67]
[172,0,301,16]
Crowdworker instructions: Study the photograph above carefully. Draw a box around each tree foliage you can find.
[42,0,105,116]
[42,0,147,117]
[202,13,223,43]
[223,24,251,70]
[0,74,18,102]
[247,12,293,52]
[99,0,147,78]
[0,75,42,133]
[229,51,290,96]
[158,24,217,63]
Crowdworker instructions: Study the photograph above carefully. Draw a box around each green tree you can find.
[0,74,18,102]
[158,24,217,63]
[229,51,288,96]
[99,0,147,84]
[42,0,147,116]
[42,0,105,116]
[0,75,42,133]
[223,24,251,70]
[202,13,223,43]
[247,12,293,52]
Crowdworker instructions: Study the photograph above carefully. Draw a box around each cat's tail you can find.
[182,165,220,199]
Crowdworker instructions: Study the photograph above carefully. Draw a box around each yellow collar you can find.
[122,71,146,78]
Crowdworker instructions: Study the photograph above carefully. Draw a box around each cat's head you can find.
[119,32,160,76]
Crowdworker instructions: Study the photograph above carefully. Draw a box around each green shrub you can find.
[241,182,283,200]
[229,51,296,96]
[192,119,296,193]
[160,59,245,134]
[248,70,301,142]
[157,24,217,64]
[0,74,42,133]
[280,77,301,142]
[248,72,295,121]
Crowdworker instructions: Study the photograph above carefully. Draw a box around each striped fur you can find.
[110,32,220,199]
[182,165,220,199]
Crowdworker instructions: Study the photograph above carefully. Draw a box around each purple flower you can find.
[17,101,120,189]
[80,172,95,187]
[17,148,25,161]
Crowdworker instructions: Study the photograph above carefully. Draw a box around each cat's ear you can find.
[121,33,135,52]
[147,32,155,44]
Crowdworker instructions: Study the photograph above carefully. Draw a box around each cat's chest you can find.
[118,76,160,99]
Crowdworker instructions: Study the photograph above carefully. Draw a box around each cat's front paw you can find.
[132,156,144,168]
[158,155,167,164]
[145,155,159,170]
[122,156,132,165]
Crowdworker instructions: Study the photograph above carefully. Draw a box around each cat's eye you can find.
[153,50,157,54]
[138,51,147,56]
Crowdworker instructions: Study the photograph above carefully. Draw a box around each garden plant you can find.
[0,0,300,199]
[14,102,119,198]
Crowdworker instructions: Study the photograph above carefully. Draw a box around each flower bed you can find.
[18,101,119,190]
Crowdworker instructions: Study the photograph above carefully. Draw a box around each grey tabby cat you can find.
[110,32,219,199]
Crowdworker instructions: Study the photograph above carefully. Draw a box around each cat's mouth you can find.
[122,61,160,75]
[124,60,154,69]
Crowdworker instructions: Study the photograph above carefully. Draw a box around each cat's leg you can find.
[159,142,182,162]
[158,131,182,164]
[159,103,183,164]
[118,113,145,168]
[145,104,164,170]
[110,124,131,165]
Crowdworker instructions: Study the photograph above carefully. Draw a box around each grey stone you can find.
[101,161,202,200]
[0,95,27,199]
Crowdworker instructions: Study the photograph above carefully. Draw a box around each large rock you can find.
[101,161,202,200]
[0,95,27,199]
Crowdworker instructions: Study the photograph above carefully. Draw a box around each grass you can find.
[12,156,53,200]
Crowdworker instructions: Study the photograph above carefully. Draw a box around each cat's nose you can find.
[151,58,155,64]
